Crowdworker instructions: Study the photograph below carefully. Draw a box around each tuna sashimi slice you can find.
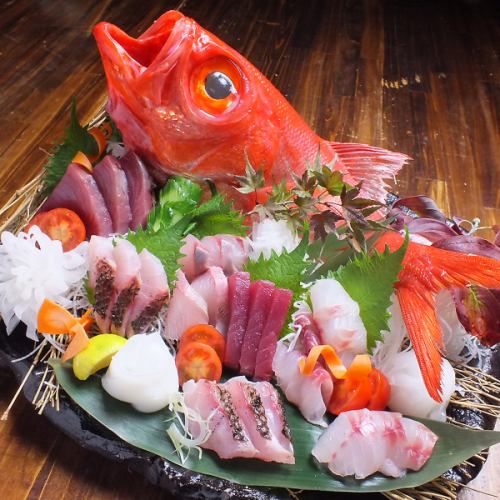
[110,239,141,333]
[312,409,438,479]
[119,151,153,230]
[164,270,208,341]
[254,288,293,381]
[183,379,258,459]
[41,163,113,236]
[87,236,116,332]
[92,155,132,234]
[225,377,295,464]
[190,267,229,334]
[239,280,275,377]
[224,272,251,370]
[124,249,169,336]
[272,342,333,426]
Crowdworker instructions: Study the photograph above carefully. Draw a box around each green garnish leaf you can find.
[331,230,408,350]
[43,99,99,193]
[245,231,309,299]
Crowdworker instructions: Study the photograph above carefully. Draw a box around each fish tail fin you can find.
[328,142,411,202]
[430,249,500,289]
[397,286,444,402]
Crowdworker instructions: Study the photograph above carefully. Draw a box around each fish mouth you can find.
[93,10,189,74]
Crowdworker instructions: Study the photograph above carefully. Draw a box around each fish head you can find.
[93,11,281,181]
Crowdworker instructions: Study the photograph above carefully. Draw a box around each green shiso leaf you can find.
[244,231,309,299]
[331,231,408,350]
[43,99,99,193]
[51,359,500,494]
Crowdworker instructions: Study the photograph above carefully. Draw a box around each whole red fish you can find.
[376,232,500,402]
[93,11,409,206]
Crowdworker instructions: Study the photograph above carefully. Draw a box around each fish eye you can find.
[191,58,242,115]
[204,72,235,100]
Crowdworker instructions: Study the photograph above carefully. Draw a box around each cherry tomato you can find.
[176,341,222,385]
[327,375,372,415]
[179,324,225,361]
[367,368,391,410]
[26,208,86,251]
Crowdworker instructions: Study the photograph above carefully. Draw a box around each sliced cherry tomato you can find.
[328,375,372,415]
[176,341,222,385]
[367,368,391,410]
[26,208,86,251]
[179,324,225,361]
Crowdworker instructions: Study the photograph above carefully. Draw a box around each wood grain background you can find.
[0,0,498,498]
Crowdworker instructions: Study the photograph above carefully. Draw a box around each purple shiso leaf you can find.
[493,224,500,247]
[406,218,458,243]
[393,195,447,221]
[432,235,500,260]
[451,286,500,347]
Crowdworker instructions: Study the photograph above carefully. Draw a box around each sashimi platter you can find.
[1,10,500,499]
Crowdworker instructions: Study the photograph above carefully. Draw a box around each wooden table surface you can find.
[0,0,499,498]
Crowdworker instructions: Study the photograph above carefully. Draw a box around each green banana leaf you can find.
[52,361,500,493]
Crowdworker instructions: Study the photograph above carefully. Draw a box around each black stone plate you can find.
[0,323,498,499]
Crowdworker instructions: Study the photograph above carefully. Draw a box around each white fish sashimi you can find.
[190,266,229,334]
[226,377,295,464]
[164,270,208,341]
[102,332,178,412]
[310,278,367,357]
[312,409,437,479]
[183,377,294,463]
[272,342,333,426]
[183,379,258,459]
[382,350,455,422]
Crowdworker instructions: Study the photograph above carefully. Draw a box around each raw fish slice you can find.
[311,409,437,479]
[183,379,258,459]
[272,342,333,426]
[87,236,116,332]
[190,267,229,334]
[295,313,321,354]
[110,239,141,333]
[40,163,113,236]
[224,272,251,369]
[218,235,249,275]
[178,235,199,281]
[239,280,275,377]
[119,151,153,230]
[254,288,293,381]
[225,377,294,464]
[164,270,208,341]
[92,155,132,234]
[124,249,170,336]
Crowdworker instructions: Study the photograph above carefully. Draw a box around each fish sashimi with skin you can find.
[190,266,229,334]
[183,377,294,463]
[87,236,116,332]
[224,272,251,369]
[312,409,437,479]
[239,280,275,377]
[273,342,333,426]
[124,249,170,337]
[92,155,132,234]
[164,270,208,341]
[93,11,409,208]
[41,163,113,236]
[119,151,154,230]
[375,232,500,402]
[254,287,293,381]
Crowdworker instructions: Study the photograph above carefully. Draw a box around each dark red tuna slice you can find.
[224,272,251,370]
[239,280,275,377]
[40,163,113,236]
[254,288,293,381]
[119,151,153,230]
[93,155,132,234]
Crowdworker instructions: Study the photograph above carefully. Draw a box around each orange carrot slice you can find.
[87,127,107,162]
[62,323,90,362]
[38,299,78,334]
[72,151,93,172]
[299,345,348,379]
[345,354,372,379]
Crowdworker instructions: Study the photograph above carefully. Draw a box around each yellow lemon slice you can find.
[73,334,127,381]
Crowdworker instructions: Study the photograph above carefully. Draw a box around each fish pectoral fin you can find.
[329,141,410,202]
[396,286,444,402]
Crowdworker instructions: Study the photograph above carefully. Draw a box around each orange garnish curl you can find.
[299,345,348,379]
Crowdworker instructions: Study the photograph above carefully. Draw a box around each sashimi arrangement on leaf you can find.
[1,8,500,499]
